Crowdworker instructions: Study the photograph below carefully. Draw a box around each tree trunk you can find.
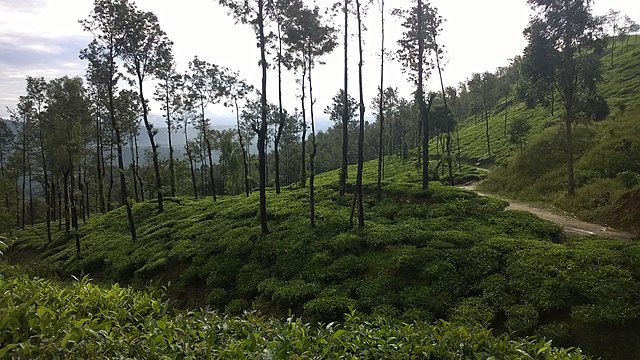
[57,181,62,231]
[351,0,365,229]
[165,78,176,198]
[21,120,26,229]
[435,46,454,186]
[258,0,269,234]
[206,138,217,201]
[184,125,198,198]
[96,110,106,214]
[504,94,509,137]
[275,23,285,195]
[14,183,19,228]
[78,167,86,225]
[308,58,317,228]
[418,0,429,191]
[376,0,385,201]
[28,160,33,227]
[63,171,70,234]
[107,130,114,211]
[134,134,145,202]
[483,83,491,156]
[236,100,250,197]
[70,168,80,258]
[130,137,139,202]
[565,110,576,196]
[200,102,217,202]
[300,66,308,188]
[340,0,349,197]
[136,68,163,212]
[456,127,462,172]
[83,158,89,220]
[38,128,52,241]
[108,45,136,241]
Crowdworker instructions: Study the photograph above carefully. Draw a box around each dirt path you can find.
[460,182,637,240]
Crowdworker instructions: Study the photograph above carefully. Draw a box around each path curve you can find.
[459,182,636,240]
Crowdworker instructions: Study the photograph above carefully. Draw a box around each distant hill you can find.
[452,35,640,231]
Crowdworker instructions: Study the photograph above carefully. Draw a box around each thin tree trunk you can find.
[134,134,145,202]
[206,138,216,201]
[566,110,575,196]
[456,127,462,172]
[376,0,385,201]
[96,110,106,214]
[70,168,80,258]
[130,137,139,202]
[340,0,349,197]
[135,68,163,212]
[200,102,217,202]
[107,129,114,212]
[418,0,429,191]
[435,46,454,186]
[38,127,52,241]
[21,120,26,229]
[258,0,269,234]
[108,44,136,241]
[78,167,86,224]
[165,78,176,198]
[57,181,62,231]
[28,160,33,227]
[351,0,365,229]
[14,182,19,228]
[184,123,198,198]
[275,23,285,195]
[83,158,89,220]
[504,94,509,137]
[0,150,8,211]
[300,66,307,188]
[483,82,491,155]
[63,171,70,234]
[236,100,250,197]
[308,58,317,228]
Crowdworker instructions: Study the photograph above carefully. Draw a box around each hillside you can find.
[451,35,640,232]
[4,156,640,358]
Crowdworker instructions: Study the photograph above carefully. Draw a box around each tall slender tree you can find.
[395,0,441,190]
[285,4,337,227]
[523,0,606,196]
[350,0,366,229]
[218,0,270,234]
[154,63,182,198]
[184,57,229,202]
[376,0,386,200]
[44,76,92,258]
[81,0,137,241]
[120,3,173,212]
[227,75,254,197]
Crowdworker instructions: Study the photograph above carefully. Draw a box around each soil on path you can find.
[460,182,637,240]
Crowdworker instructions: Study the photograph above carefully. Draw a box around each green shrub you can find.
[505,304,539,334]
[303,296,356,322]
[225,298,250,315]
[451,297,495,326]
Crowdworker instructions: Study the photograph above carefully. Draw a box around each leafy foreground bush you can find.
[0,274,587,359]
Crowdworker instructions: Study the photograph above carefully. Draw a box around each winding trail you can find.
[459,169,636,240]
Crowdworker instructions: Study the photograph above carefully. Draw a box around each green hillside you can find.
[4,156,640,358]
[452,36,640,231]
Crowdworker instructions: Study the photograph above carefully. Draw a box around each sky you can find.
[0,0,638,129]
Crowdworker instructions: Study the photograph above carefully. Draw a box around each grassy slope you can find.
[5,155,640,358]
[451,36,640,230]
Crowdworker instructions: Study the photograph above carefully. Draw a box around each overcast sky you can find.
[0,0,638,127]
